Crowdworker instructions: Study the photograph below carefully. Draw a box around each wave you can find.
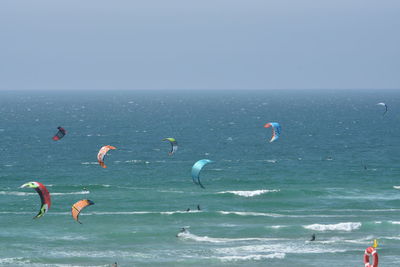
[217,253,285,261]
[219,211,283,217]
[86,210,202,216]
[42,235,88,241]
[269,225,287,229]
[393,186,400,190]
[177,230,286,243]
[215,243,348,255]
[217,189,279,197]
[218,211,357,218]
[157,190,184,194]
[0,257,30,264]
[303,222,361,232]
[160,210,202,215]
[0,191,89,196]
[308,236,374,245]
[51,191,90,195]
[0,191,36,196]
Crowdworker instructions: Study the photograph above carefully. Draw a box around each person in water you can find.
[186,208,190,212]
[197,204,201,210]
[111,262,117,267]
[310,234,316,241]
[176,227,187,237]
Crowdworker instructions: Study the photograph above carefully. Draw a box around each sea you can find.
[0,89,399,266]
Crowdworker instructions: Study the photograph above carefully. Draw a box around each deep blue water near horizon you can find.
[0,89,400,266]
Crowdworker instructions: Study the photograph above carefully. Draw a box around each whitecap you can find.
[0,191,35,196]
[269,225,287,229]
[217,189,279,197]
[51,191,90,195]
[303,222,361,232]
[218,253,285,261]
[177,231,285,243]
[219,211,283,217]
[215,243,347,255]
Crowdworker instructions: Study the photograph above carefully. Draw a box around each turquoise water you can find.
[0,90,399,266]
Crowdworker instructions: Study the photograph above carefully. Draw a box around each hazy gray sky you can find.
[0,0,399,90]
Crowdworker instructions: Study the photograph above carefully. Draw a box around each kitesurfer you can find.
[176,227,187,237]
[310,234,316,241]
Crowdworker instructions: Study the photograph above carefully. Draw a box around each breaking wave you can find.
[303,222,361,232]
[217,189,280,197]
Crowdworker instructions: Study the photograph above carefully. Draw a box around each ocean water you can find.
[0,89,399,267]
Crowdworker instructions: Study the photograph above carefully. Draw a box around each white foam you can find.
[217,189,279,197]
[85,210,201,216]
[43,235,88,241]
[177,231,286,243]
[215,243,347,255]
[51,191,90,195]
[218,253,285,261]
[219,211,283,217]
[383,236,400,240]
[389,221,400,224]
[393,186,400,190]
[0,191,36,196]
[0,257,29,264]
[270,225,287,229]
[161,210,202,215]
[157,190,184,193]
[218,211,353,218]
[303,222,361,232]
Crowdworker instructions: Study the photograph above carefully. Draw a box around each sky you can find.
[0,0,399,90]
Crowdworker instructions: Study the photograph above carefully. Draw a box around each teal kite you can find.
[191,159,213,189]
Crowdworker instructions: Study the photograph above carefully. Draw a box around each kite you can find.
[97,145,116,168]
[376,102,387,115]
[264,122,281,143]
[162,138,178,155]
[20,181,51,219]
[191,159,213,189]
[52,126,67,141]
[71,199,95,224]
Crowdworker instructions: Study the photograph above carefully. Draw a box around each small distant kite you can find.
[20,181,51,219]
[162,138,178,155]
[264,122,281,142]
[52,126,67,141]
[97,145,116,168]
[191,159,213,189]
[71,199,95,224]
[376,102,388,115]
